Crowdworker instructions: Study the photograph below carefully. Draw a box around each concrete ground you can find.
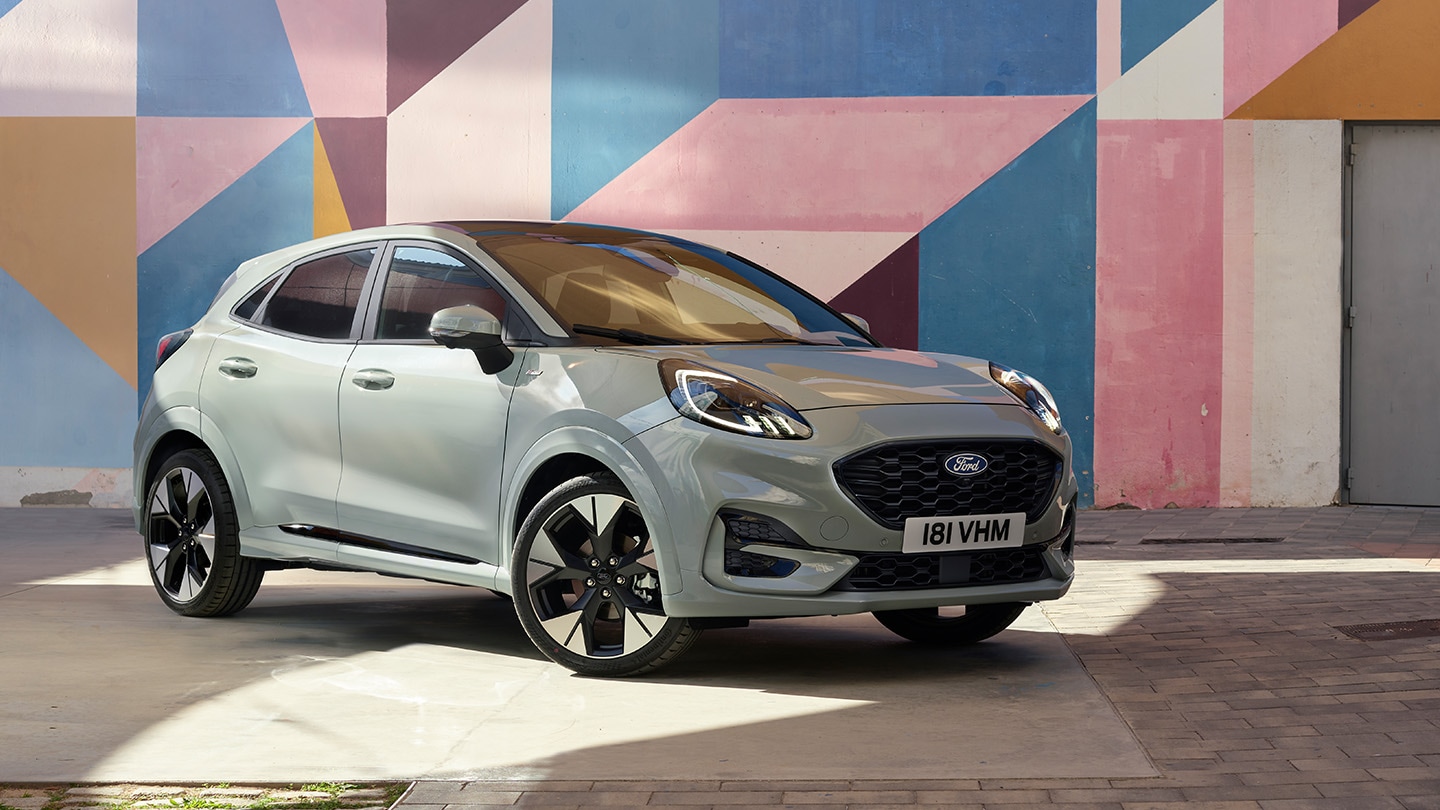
[3,505,1440,808]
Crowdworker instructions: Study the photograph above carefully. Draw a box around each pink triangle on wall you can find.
[1223,0,1338,117]
[137,117,309,254]
[277,0,387,118]
[567,95,1091,232]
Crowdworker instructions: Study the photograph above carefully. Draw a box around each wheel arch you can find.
[135,407,256,533]
[511,452,612,539]
[502,425,680,595]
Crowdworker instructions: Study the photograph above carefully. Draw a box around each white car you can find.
[134,221,1077,676]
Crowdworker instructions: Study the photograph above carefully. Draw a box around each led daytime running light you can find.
[661,360,812,440]
[990,362,1062,433]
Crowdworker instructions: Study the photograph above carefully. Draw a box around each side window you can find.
[260,248,375,339]
[232,274,279,322]
[376,246,508,340]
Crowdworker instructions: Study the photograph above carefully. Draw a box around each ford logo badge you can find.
[944,453,989,477]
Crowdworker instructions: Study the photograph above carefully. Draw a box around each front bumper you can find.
[624,401,1078,618]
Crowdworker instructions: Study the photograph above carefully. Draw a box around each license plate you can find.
[902,512,1025,553]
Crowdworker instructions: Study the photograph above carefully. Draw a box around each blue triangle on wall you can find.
[1121,0,1217,73]
[137,124,315,403]
[552,0,720,219]
[918,100,1097,504]
[0,267,136,467]
[138,0,311,116]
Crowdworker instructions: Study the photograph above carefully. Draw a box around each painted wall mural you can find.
[0,0,1434,508]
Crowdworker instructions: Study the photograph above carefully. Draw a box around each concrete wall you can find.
[0,0,1432,508]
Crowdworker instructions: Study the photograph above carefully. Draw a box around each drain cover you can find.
[1139,537,1285,545]
[1335,619,1440,641]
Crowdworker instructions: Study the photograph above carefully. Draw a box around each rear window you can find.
[259,248,375,339]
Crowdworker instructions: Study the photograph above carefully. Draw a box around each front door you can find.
[335,244,519,566]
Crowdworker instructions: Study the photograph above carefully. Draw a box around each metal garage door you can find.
[1345,123,1440,506]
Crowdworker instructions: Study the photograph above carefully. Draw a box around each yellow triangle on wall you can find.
[1230,0,1440,120]
[314,127,351,238]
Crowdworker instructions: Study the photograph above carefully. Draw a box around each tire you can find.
[142,448,263,617]
[512,473,699,677]
[873,602,1028,645]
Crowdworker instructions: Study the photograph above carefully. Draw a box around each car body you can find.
[134,221,1077,676]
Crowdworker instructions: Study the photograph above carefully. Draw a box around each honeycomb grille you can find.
[839,547,1049,591]
[833,439,1061,529]
[725,515,788,544]
[724,548,798,578]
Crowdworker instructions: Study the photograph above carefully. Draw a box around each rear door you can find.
[334,243,521,567]
[199,244,379,529]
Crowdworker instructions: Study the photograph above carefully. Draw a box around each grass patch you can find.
[0,784,406,810]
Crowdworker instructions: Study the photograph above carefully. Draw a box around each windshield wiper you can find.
[715,336,819,345]
[571,324,695,345]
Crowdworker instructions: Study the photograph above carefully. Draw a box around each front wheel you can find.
[873,602,1028,644]
[512,473,698,677]
[142,448,263,617]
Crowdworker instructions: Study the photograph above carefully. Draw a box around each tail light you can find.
[155,329,193,369]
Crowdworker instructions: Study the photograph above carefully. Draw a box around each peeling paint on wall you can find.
[0,467,133,509]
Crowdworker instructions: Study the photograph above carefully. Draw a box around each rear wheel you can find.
[143,448,263,617]
[512,473,698,677]
[873,602,1027,644]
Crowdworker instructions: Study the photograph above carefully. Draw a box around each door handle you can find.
[351,369,395,391]
[217,357,257,379]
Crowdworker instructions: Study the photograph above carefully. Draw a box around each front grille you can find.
[838,546,1049,591]
[833,439,1061,529]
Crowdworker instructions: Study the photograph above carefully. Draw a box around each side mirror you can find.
[842,312,871,335]
[429,305,514,374]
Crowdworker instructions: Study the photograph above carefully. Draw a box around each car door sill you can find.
[279,523,482,565]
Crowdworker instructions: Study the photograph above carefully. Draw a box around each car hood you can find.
[607,345,1017,411]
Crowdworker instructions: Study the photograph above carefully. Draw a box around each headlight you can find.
[659,359,812,439]
[990,361,1062,434]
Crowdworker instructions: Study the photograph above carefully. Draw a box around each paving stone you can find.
[850,780,981,791]
[1118,803,1261,810]
[1254,798,1405,809]
[469,783,593,793]
[441,792,521,806]
[1239,769,1378,787]
[340,507,1440,809]
[642,791,782,805]
[932,788,1051,803]
[517,791,654,806]
[718,781,846,792]
[782,790,912,804]
[403,784,469,804]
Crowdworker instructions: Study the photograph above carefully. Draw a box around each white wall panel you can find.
[1250,120,1343,505]
[387,0,551,223]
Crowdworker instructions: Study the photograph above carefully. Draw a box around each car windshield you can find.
[467,224,875,347]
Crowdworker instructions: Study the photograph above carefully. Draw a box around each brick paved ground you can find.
[392,506,1440,809]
